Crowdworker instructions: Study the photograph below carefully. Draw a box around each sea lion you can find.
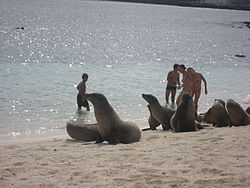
[142,105,160,131]
[85,93,141,144]
[226,99,250,126]
[170,93,199,132]
[142,94,174,131]
[202,99,231,127]
[66,120,100,141]
[214,98,226,107]
[246,107,250,114]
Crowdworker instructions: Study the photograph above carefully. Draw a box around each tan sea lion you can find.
[202,99,231,127]
[85,93,141,144]
[170,93,200,132]
[66,120,100,141]
[142,105,160,131]
[226,99,250,126]
[142,94,174,131]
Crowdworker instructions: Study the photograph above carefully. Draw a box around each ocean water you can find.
[0,0,250,140]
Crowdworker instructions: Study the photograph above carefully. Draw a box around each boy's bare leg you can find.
[165,89,170,103]
[171,90,176,104]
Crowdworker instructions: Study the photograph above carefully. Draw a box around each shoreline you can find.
[0,119,149,142]
[1,125,249,187]
[102,0,250,11]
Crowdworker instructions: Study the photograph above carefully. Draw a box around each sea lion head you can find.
[142,94,159,104]
[85,93,109,107]
[214,99,225,107]
[181,93,193,104]
[226,99,238,113]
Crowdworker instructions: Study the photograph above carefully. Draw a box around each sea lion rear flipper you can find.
[142,128,152,131]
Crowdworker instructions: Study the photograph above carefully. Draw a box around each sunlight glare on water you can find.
[0,0,249,139]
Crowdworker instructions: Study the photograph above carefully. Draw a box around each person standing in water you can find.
[165,64,181,104]
[76,73,90,111]
[187,67,208,111]
[176,64,193,106]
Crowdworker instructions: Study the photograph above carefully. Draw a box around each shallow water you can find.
[0,0,250,140]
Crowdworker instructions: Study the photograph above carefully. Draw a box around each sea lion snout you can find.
[142,94,158,104]
[85,93,108,105]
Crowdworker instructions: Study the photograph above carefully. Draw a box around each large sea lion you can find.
[202,99,231,127]
[226,99,250,126]
[170,93,200,132]
[142,94,174,130]
[66,121,100,141]
[85,93,141,144]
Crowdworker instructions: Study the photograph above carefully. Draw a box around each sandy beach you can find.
[1,124,250,188]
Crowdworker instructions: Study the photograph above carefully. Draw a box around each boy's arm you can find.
[177,73,181,87]
[167,71,171,81]
[201,74,208,94]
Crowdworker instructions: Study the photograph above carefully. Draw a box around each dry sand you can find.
[1,125,250,188]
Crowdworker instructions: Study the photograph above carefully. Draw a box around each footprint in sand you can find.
[146,135,160,140]
[200,168,222,174]
[118,147,134,151]
[13,161,26,166]
[72,171,81,176]
[198,137,224,142]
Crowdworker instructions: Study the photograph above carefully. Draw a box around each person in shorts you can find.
[77,73,90,111]
[165,64,181,104]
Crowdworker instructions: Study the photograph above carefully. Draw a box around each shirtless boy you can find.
[187,67,208,111]
[165,64,181,103]
[77,73,90,111]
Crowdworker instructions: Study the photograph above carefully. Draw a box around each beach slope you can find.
[1,125,250,187]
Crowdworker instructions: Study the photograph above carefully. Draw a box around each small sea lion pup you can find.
[170,93,201,132]
[142,94,174,131]
[142,105,160,131]
[66,121,100,141]
[202,99,231,127]
[226,99,250,126]
[85,93,141,144]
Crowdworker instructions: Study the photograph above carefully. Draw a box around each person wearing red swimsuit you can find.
[187,67,208,112]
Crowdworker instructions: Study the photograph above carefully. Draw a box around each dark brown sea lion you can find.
[66,121,100,141]
[246,107,250,114]
[170,93,200,132]
[226,99,250,126]
[85,93,141,144]
[203,99,231,127]
[142,94,174,131]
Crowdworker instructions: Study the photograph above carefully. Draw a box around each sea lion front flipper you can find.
[95,134,104,144]
[195,121,203,130]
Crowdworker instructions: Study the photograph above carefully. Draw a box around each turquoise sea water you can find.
[0,0,250,140]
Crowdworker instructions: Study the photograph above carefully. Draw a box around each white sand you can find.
[1,125,250,188]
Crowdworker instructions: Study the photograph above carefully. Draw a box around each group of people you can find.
[165,64,208,111]
[76,64,208,113]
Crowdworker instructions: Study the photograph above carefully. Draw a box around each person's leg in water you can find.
[83,98,90,111]
[77,94,83,110]
[193,90,201,112]
[165,88,171,103]
[171,89,177,104]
